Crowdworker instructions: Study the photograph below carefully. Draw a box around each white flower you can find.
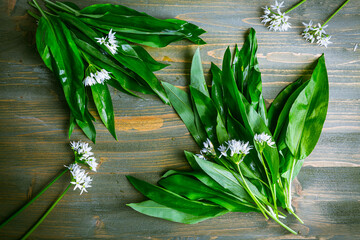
[227,140,252,157]
[95,29,119,55]
[302,20,313,33]
[270,1,284,11]
[83,69,111,86]
[65,163,93,195]
[261,1,291,32]
[200,138,215,156]
[302,21,332,48]
[218,144,228,158]
[70,141,98,172]
[95,36,107,45]
[254,133,275,147]
[83,156,98,172]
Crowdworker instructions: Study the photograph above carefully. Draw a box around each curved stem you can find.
[0,168,69,230]
[263,208,297,235]
[285,0,307,14]
[21,184,72,240]
[287,207,304,224]
[322,0,351,26]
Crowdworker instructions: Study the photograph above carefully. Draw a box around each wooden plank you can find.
[0,0,359,239]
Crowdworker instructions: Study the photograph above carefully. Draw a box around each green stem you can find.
[263,208,298,235]
[259,153,278,218]
[285,0,307,14]
[31,0,48,20]
[21,184,72,240]
[0,168,69,230]
[322,0,351,26]
[287,207,304,224]
[236,164,269,220]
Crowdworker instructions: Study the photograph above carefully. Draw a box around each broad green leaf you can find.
[286,55,329,160]
[268,78,305,134]
[190,48,209,97]
[192,155,251,202]
[210,63,226,122]
[127,176,226,217]
[68,113,76,139]
[216,114,229,145]
[190,86,223,144]
[91,83,117,140]
[132,45,169,72]
[163,82,206,145]
[39,16,86,121]
[127,200,226,224]
[159,174,257,212]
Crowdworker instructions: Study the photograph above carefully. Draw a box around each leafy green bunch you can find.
[28,0,206,142]
[127,28,329,234]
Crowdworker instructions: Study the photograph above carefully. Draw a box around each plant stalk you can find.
[322,0,351,26]
[285,0,307,14]
[236,164,269,220]
[21,183,72,240]
[0,168,69,230]
[263,208,297,234]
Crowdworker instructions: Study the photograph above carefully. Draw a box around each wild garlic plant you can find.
[127,29,328,234]
[0,141,98,239]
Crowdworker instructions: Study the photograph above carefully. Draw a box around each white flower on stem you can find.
[83,69,111,86]
[227,140,252,157]
[65,163,93,195]
[218,144,228,158]
[95,29,119,55]
[254,133,276,148]
[200,138,216,156]
[71,141,98,172]
[83,156,98,172]
[261,1,291,32]
[302,21,332,48]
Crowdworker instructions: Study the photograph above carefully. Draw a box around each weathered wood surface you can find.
[0,0,359,239]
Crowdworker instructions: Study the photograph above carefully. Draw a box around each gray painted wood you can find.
[0,0,359,239]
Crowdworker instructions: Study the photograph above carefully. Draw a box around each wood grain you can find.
[0,0,359,239]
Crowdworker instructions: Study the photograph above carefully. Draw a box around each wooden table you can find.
[1,0,359,239]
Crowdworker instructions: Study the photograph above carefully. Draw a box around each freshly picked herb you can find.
[127,28,329,234]
[0,141,99,239]
[27,0,206,142]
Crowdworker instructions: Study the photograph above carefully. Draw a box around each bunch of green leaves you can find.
[28,0,206,143]
[127,28,329,234]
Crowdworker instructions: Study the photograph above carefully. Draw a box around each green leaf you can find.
[132,45,169,72]
[192,155,251,202]
[285,55,329,160]
[190,48,209,97]
[75,109,96,143]
[127,176,226,217]
[210,63,226,121]
[38,16,86,121]
[127,200,226,224]
[91,83,117,140]
[68,113,76,139]
[268,78,305,134]
[162,82,206,145]
[159,174,257,212]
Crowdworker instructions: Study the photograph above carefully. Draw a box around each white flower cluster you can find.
[83,69,111,87]
[218,140,253,160]
[200,138,216,156]
[254,133,275,147]
[95,29,119,55]
[65,163,92,195]
[70,141,98,172]
[261,1,291,32]
[302,21,332,48]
